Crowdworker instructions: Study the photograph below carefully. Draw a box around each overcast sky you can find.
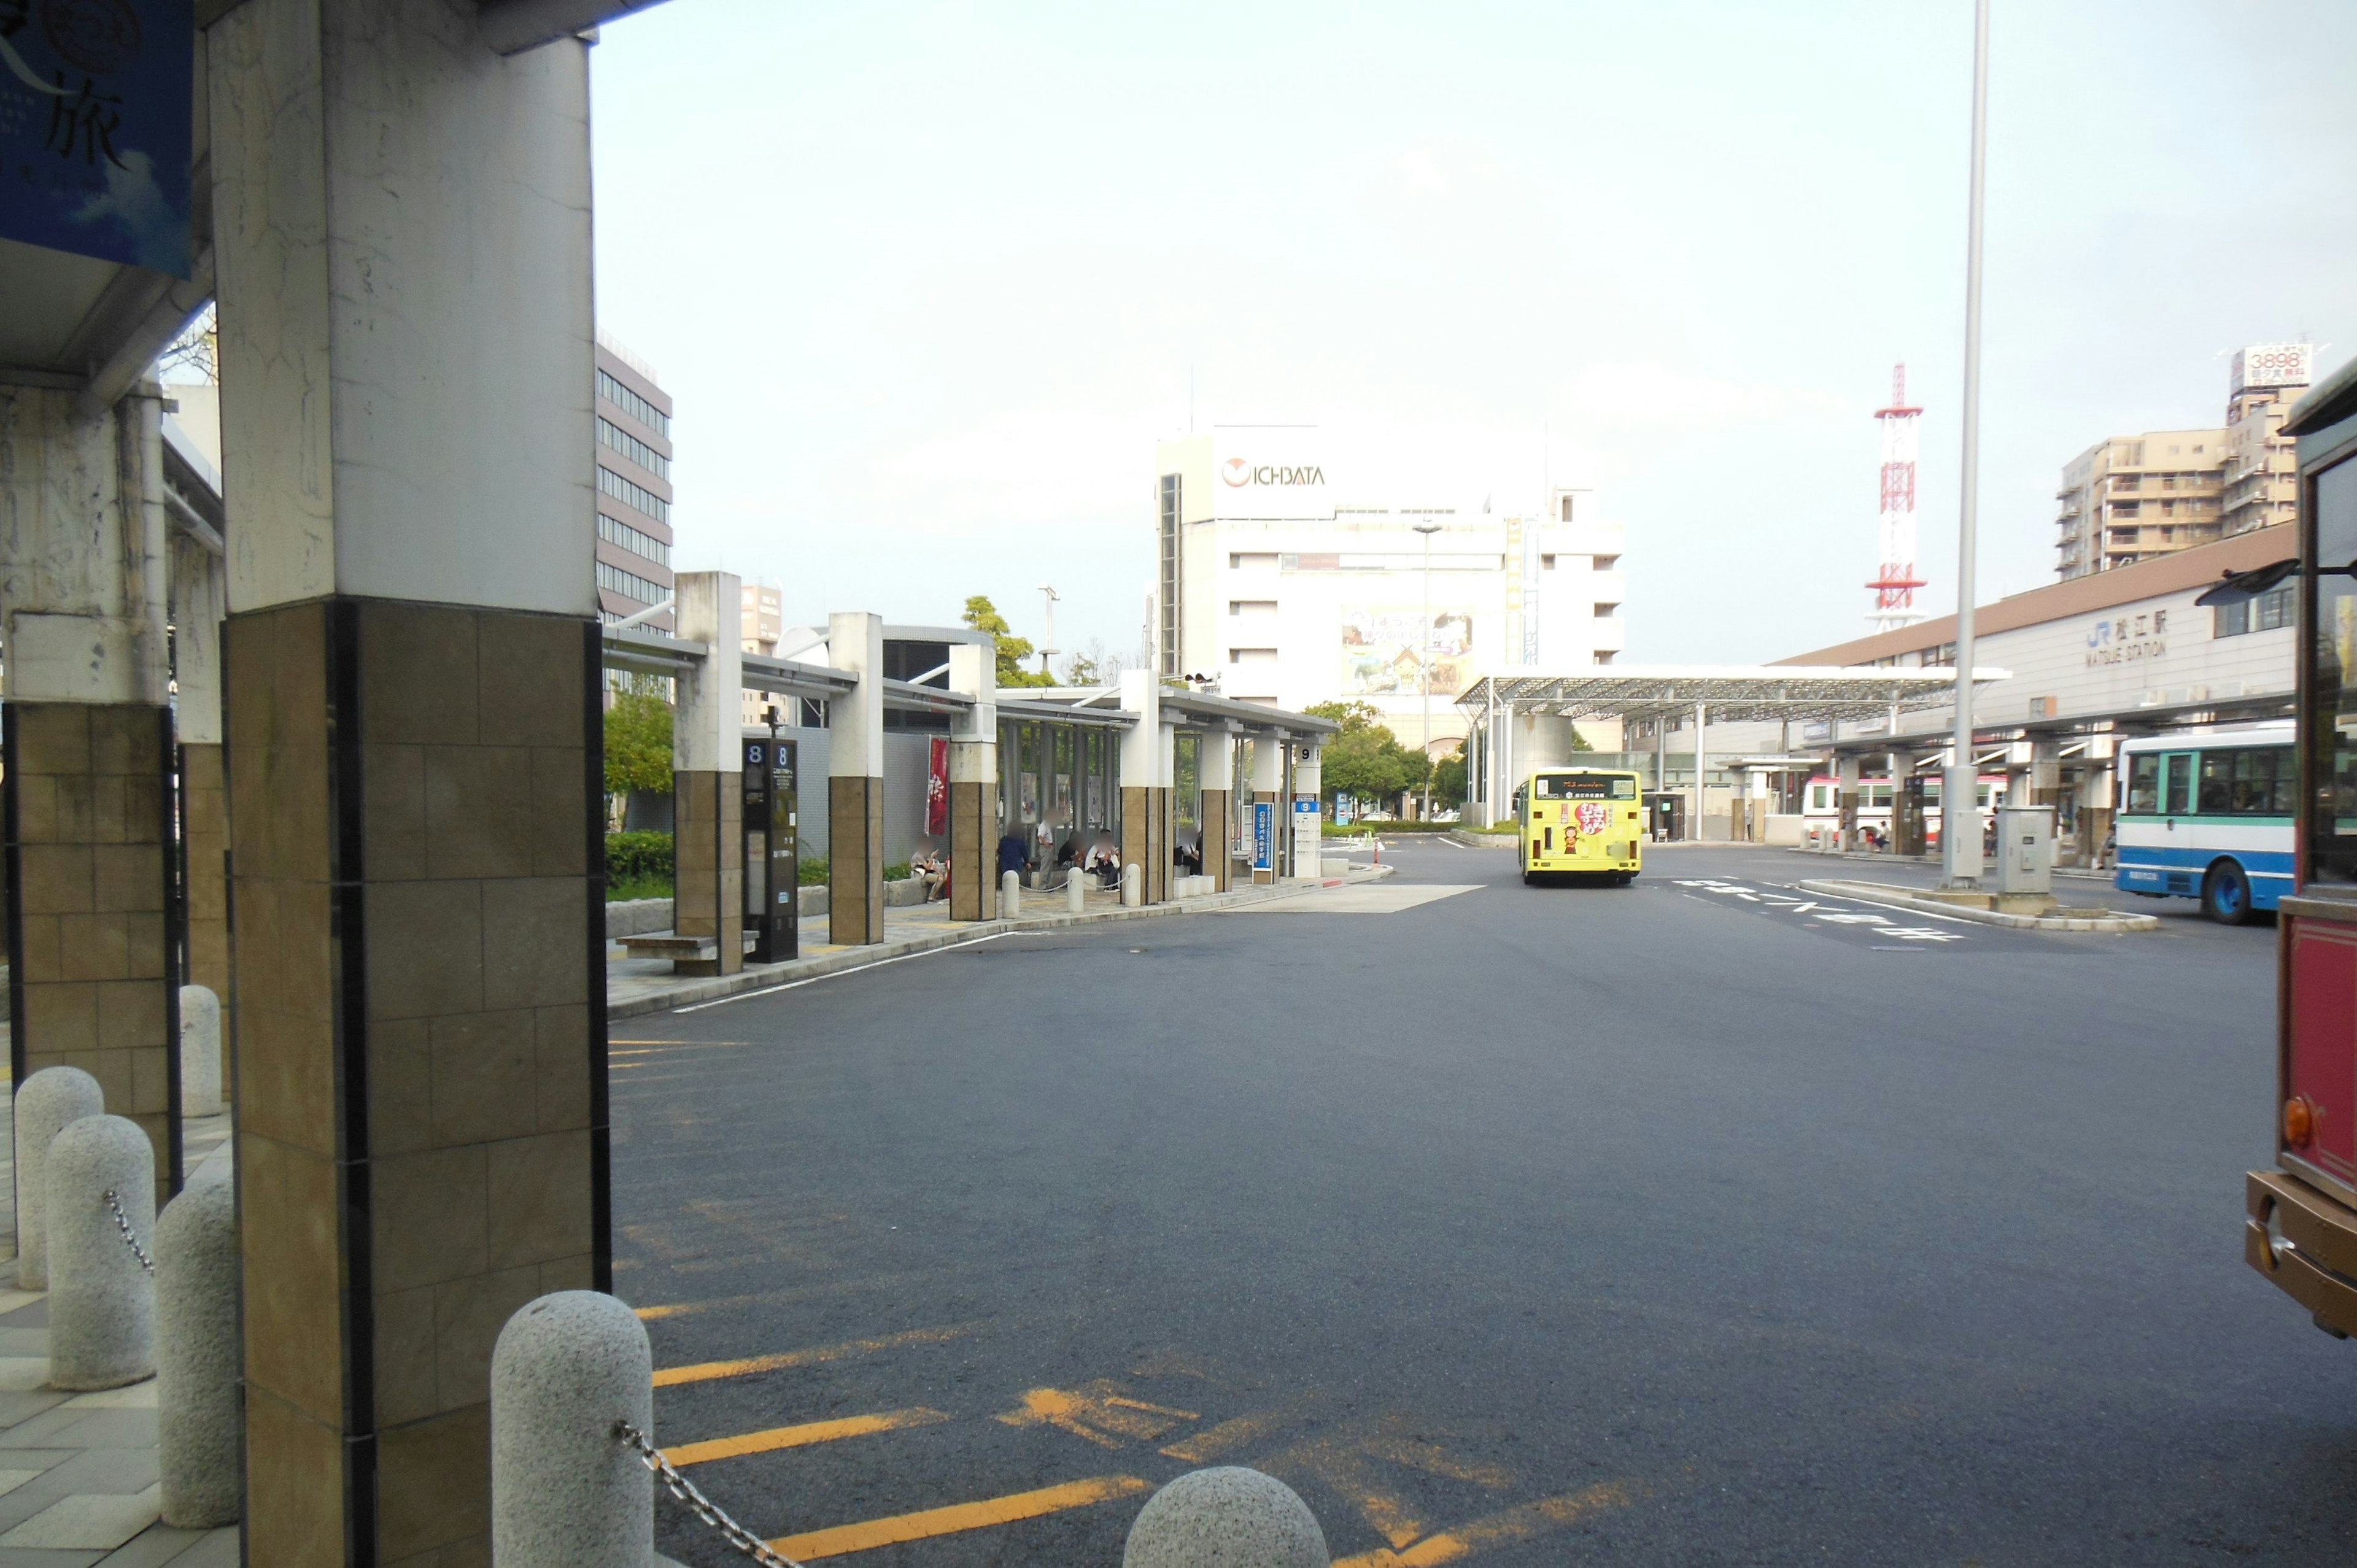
[589,0,2357,667]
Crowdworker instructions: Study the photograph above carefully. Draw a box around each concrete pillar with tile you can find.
[1836,752,1862,851]
[1200,729,1234,893]
[830,612,887,944]
[671,571,745,976]
[946,642,997,922]
[207,4,606,1561]
[171,518,231,1008]
[1118,670,1172,904]
[0,379,182,1211]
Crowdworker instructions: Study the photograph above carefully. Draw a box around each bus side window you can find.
[2199,750,2237,815]
[2162,751,2194,816]
[2125,753,2160,814]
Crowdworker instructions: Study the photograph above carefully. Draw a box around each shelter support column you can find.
[1248,727,1284,885]
[1690,702,1707,842]
[209,7,606,1562]
[171,521,231,1005]
[1836,752,1862,851]
[947,644,996,921]
[672,573,743,976]
[829,612,886,943]
[1293,744,1323,877]
[1201,731,1234,893]
[1117,671,1169,903]
[0,382,180,1211]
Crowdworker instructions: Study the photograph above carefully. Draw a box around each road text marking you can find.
[1330,1481,1645,1567]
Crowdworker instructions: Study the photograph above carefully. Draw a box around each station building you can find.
[1154,430,1627,759]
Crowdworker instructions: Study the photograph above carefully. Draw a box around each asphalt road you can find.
[612,838,2353,1567]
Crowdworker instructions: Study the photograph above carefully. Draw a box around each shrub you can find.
[799,859,829,886]
[605,830,673,901]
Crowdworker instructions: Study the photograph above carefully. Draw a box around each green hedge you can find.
[605,830,673,901]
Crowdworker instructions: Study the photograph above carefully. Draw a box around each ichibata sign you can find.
[0,0,192,276]
[1212,439,1331,521]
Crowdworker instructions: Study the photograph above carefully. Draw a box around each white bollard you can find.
[1002,869,1021,917]
[15,1065,106,1291]
[179,985,223,1116]
[1067,868,1086,914]
[1122,862,1142,908]
[47,1114,155,1391]
[156,1172,238,1525]
[492,1291,654,1568]
[1124,1467,1329,1568]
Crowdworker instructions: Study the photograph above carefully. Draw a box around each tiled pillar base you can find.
[671,771,743,975]
[1120,786,1174,904]
[226,598,606,1567]
[1201,789,1231,892]
[830,776,884,944]
[947,763,994,922]
[181,742,230,1002]
[4,702,180,1207]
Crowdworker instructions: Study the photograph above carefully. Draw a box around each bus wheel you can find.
[2204,862,2254,926]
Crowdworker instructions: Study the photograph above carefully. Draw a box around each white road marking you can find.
[1220,884,1482,914]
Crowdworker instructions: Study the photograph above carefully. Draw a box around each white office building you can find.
[1155,429,1628,757]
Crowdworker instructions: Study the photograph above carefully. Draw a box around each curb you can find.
[1786,846,2115,882]
[1794,878,2160,933]
[609,863,1400,1018]
[1441,830,1516,850]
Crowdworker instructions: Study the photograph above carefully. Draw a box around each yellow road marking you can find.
[772,1475,1150,1559]
[994,1381,1200,1449]
[630,1272,931,1322]
[1159,1406,1298,1464]
[1331,1481,1644,1568]
[663,1407,950,1467]
[653,1324,977,1387]
[1357,1433,1514,1491]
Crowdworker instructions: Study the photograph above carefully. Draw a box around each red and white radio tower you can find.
[1867,362,1926,630]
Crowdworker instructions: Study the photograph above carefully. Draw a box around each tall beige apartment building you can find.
[2054,343,2313,580]
[594,330,677,630]
[741,581,786,726]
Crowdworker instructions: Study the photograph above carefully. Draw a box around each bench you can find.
[616,934,725,976]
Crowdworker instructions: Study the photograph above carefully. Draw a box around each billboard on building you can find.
[2233,344,2315,395]
[1212,433,1331,522]
[1340,607,1475,697]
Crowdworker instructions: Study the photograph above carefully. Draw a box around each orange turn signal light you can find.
[2285,1095,2317,1149]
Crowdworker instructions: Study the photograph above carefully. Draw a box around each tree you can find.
[1062,636,1124,687]
[1306,701,1428,817]
[962,594,1056,688]
[603,675,673,798]
[1432,741,1468,810]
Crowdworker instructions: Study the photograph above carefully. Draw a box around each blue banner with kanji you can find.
[0,0,191,277]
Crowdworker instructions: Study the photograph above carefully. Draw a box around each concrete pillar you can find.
[1067,868,1087,914]
[179,984,223,1117]
[47,1113,156,1391]
[157,1172,240,1527]
[1201,730,1234,893]
[947,643,997,922]
[1836,752,1862,852]
[490,1291,652,1568]
[1001,870,1021,917]
[171,520,231,1005]
[672,572,745,976]
[1124,1467,1329,1568]
[1248,728,1284,886]
[1293,746,1323,878]
[1118,671,1171,904]
[0,383,182,1210]
[830,612,887,944]
[208,6,607,1559]
[15,1065,105,1291]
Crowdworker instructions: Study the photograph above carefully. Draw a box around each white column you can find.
[947,641,997,921]
[829,611,887,943]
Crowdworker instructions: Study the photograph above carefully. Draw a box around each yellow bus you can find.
[1516,767,1644,886]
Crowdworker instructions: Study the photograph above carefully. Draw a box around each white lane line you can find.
[673,931,1027,1012]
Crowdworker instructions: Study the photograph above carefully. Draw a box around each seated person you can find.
[1085,838,1121,886]
[1055,838,1081,870]
[911,846,948,902]
[997,830,1028,878]
[1174,837,1202,875]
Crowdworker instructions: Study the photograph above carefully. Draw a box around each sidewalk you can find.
[0,1029,238,1566]
[609,863,1398,1019]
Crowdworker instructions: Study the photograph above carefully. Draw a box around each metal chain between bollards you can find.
[614,1419,805,1568]
[99,1189,154,1274]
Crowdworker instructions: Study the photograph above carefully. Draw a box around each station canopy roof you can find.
[1456,665,2008,726]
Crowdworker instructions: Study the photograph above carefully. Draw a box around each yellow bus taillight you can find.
[2286,1096,2317,1149]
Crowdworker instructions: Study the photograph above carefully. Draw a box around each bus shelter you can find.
[1457,665,2006,841]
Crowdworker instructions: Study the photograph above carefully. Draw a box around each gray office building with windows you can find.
[595,331,676,631]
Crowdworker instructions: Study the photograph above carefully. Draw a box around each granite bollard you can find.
[492,1291,654,1568]
[1067,867,1087,914]
[15,1065,106,1291]
[157,1172,239,1525]
[179,985,224,1116]
[1124,1467,1330,1568]
[47,1113,156,1390]
[1001,869,1021,917]
[1122,861,1143,908]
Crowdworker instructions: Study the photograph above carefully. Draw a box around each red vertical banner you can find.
[926,736,950,836]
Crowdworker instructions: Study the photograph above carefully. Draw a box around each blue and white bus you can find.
[2115,724,2294,924]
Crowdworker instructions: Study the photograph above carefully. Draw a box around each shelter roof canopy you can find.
[1457,665,2008,726]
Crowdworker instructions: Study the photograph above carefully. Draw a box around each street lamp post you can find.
[1036,583,1060,679]
[1413,522,1443,821]
[1941,0,1991,890]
